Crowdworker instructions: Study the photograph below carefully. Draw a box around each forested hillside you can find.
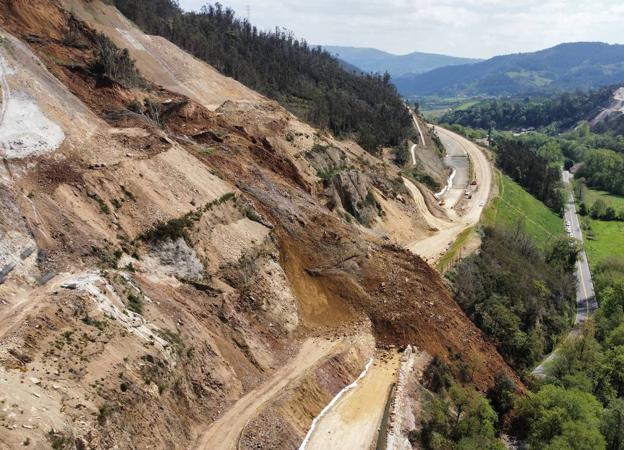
[110,0,412,153]
[449,225,576,371]
[395,42,624,98]
[441,87,614,131]
[493,133,565,213]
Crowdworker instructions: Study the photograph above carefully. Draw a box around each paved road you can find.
[407,127,492,263]
[434,127,470,204]
[532,170,597,376]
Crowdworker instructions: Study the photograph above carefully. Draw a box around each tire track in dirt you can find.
[194,338,344,450]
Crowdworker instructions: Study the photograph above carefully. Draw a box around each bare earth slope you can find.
[0,2,516,449]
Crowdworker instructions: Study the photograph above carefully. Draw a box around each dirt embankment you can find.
[409,112,448,188]
[0,2,519,449]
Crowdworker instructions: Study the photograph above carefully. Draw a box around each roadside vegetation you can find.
[447,225,577,372]
[485,172,563,249]
[439,87,614,132]
[441,84,624,449]
[573,182,624,267]
[512,255,624,450]
[583,220,624,268]
[111,0,412,153]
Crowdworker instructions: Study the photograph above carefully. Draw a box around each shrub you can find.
[47,430,72,450]
[127,293,143,314]
[90,33,143,88]
[423,356,453,393]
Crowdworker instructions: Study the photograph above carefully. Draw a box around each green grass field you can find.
[584,188,624,212]
[484,172,563,249]
[584,219,624,267]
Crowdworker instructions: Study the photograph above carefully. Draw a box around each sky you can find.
[177,0,624,59]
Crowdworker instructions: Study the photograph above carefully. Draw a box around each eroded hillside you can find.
[0,1,518,449]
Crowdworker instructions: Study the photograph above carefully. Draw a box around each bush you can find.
[423,356,453,393]
[127,293,143,314]
[90,33,144,88]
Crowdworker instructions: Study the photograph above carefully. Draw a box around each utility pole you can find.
[245,4,250,22]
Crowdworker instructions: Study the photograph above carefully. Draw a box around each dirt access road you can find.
[301,351,400,450]
[408,112,427,165]
[194,337,344,450]
[406,126,492,262]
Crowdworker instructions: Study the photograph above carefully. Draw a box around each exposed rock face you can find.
[247,257,299,333]
[151,237,204,281]
[304,145,381,226]
[329,170,379,226]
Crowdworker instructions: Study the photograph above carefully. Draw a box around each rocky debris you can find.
[247,257,299,333]
[152,237,204,281]
[0,261,16,284]
[37,272,55,285]
[0,2,519,449]
[386,345,419,450]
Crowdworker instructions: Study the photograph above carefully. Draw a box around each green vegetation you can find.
[584,189,624,212]
[440,87,613,131]
[403,165,441,191]
[395,42,624,98]
[574,186,624,267]
[126,293,143,314]
[112,0,411,153]
[139,192,235,243]
[486,173,563,249]
[515,384,606,449]
[90,32,144,88]
[47,430,73,450]
[442,80,624,449]
[448,225,577,371]
[584,220,624,267]
[418,382,503,450]
[411,357,507,449]
[437,227,474,273]
[514,255,624,449]
[577,148,624,196]
[494,133,565,213]
[441,123,488,140]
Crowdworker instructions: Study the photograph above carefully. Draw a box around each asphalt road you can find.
[532,170,597,376]
[407,127,492,262]
[563,170,597,324]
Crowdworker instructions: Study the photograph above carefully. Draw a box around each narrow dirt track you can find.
[194,338,342,450]
[406,126,492,262]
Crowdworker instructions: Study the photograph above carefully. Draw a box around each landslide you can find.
[0,1,520,448]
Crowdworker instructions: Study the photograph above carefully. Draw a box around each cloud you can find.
[177,0,624,58]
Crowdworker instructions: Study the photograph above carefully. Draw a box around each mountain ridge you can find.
[395,41,624,98]
[322,45,481,77]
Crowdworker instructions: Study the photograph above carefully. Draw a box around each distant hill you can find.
[322,45,481,77]
[395,42,624,98]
